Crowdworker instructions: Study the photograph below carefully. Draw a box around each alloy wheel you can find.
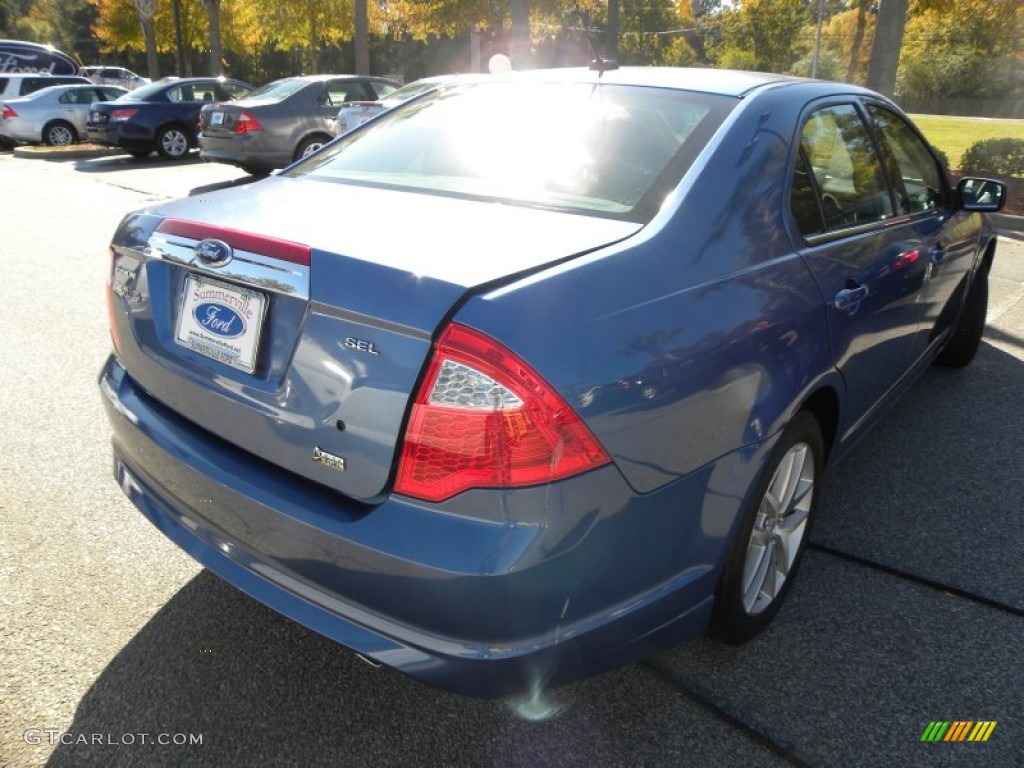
[741,442,814,616]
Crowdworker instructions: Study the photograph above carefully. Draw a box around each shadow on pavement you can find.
[45,348,1024,767]
[72,152,207,173]
[45,572,781,768]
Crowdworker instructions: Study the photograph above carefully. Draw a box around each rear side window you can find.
[167,85,195,102]
[791,104,893,237]
[220,81,250,99]
[322,81,374,106]
[868,105,949,215]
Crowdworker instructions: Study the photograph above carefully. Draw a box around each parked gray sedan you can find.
[0,83,127,145]
[198,74,400,174]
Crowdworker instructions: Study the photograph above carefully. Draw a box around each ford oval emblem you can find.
[195,238,233,267]
[194,302,245,338]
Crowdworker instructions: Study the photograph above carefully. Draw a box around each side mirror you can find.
[958,177,1006,213]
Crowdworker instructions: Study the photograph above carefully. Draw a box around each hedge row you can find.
[960,138,1024,177]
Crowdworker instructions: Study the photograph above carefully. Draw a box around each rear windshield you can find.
[290,81,734,222]
[121,80,171,101]
[241,78,307,103]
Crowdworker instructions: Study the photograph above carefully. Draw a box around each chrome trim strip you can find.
[148,233,310,300]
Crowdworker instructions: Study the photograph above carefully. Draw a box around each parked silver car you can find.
[0,83,127,145]
[198,74,400,174]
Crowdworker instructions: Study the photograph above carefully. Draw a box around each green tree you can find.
[898,0,1024,99]
[712,0,811,73]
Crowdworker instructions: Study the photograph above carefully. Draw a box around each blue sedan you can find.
[100,67,1004,697]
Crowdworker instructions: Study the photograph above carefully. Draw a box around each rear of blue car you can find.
[99,75,755,696]
[103,70,995,697]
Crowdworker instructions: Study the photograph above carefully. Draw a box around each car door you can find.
[56,88,91,133]
[790,101,933,435]
[865,103,981,360]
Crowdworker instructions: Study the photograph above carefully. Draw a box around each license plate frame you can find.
[174,274,267,374]
[210,111,225,126]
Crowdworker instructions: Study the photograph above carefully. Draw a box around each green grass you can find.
[909,115,1024,171]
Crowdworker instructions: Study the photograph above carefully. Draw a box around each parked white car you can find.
[334,74,486,136]
[0,83,127,145]
[82,66,150,91]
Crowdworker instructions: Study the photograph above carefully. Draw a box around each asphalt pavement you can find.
[0,148,1021,768]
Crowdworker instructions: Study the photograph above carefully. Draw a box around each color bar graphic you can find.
[920,721,997,742]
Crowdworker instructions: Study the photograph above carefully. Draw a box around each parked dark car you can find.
[87,77,252,159]
[198,74,400,174]
[101,68,1004,698]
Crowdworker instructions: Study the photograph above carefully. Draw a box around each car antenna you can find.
[574,2,619,75]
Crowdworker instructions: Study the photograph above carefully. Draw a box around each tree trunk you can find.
[846,0,869,83]
[605,0,619,60]
[354,0,369,75]
[203,0,224,77]
[140,16,159,81]
[171,0,186,77]
[509,0,529,69]
[866,0,909,96]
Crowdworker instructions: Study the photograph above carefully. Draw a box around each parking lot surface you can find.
[1,149,1021,767]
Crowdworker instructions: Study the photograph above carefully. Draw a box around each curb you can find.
[11,144,122,160]
[991,213,1024,241]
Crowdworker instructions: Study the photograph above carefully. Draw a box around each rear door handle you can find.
[834,283,869,313]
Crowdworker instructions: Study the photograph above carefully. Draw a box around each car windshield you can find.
[293,81,734,221]
[241,78,308,102]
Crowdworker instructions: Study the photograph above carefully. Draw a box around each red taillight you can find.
[110,109,138,121]
[1,104,16,119]
[235,110,263,135]
[395,324,611,502]
[106,246,123,357]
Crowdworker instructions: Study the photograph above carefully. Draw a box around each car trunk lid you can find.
[110,176,640,501]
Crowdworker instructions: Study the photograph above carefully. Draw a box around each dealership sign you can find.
[0,40,79,75]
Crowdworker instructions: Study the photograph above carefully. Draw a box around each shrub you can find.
[960,138,1024,177]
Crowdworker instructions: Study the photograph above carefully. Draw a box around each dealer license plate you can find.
[210,111,225,126]
[174,274,266,373]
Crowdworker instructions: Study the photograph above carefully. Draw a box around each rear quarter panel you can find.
[455,86,834,496]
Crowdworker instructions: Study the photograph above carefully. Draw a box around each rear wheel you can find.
[712,412,823,644]
[45,120,77,146]
[294,135,330,162]
[935,268,988,368]
[156,125,190,159]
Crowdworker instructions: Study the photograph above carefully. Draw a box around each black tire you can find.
[44,120,77,146]
[712,412,823,645]
[156,125,190,159]
[240,164,271,177]
[935,268,988,368]
[293,135,330,162]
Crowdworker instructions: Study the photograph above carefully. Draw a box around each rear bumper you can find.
[199,134,290,171]
[99,354,730,697]
[87,123,153,151]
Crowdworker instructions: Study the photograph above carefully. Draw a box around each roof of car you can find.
[280,74,400,83]
[502,66,809,98]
